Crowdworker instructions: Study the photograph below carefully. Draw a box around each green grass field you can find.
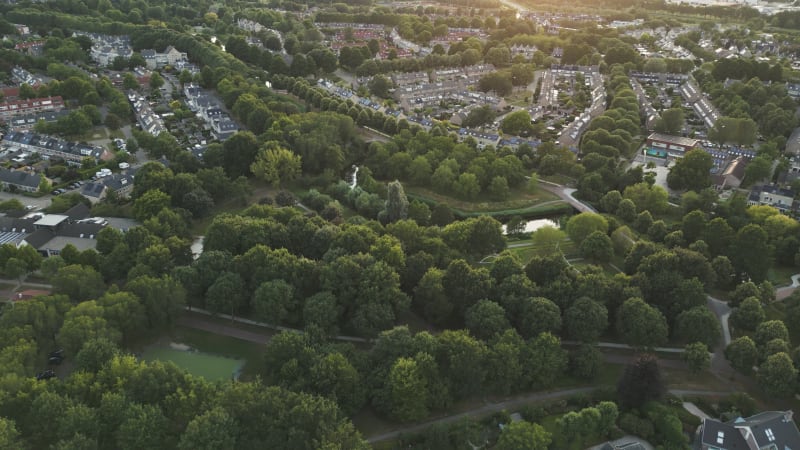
[140,346,244,381]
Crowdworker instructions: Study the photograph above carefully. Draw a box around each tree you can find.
[253,280,295,325]
[250,145,301,188]
[385,181,409,223]
[654,108,684,134]
[580,231,613,263]
[564,297,608,342]
[465,300,510,341]
[674,306,721,348]
[667,149,713,191]
[149,72,164,90]
[617,353,664,408]
[385,357,429,422]
[205,272,246,320]
[616,298,668,348]
[368,75,392,98]
[730,297,765,332]
[52,264,105,302]
[757,352,798,397]
[683,342,711,372]
[178,407,237,450]
[132,189,170,221]
[75,337,120,372]
[501,111,533,136]
[529,226,566,256]
[732,224,772,282]
[566,213,608,245]
[744,156,773,185]
[754,320,789,347]
[495,421,551,450]
[616,198,637,222]
[116,404,167,450]
[726,336,759,373]
[570,344,602,380]
[518,297,561,338]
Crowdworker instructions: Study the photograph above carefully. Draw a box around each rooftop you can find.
[33,214,69,227]
[647,132,699,147]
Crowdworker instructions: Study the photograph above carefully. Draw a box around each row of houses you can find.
[11,66,44,87]
[141,46,189,70]
[1,131,111,165]
[680,79,720,129]
[128,92,166,136]
[0,96,64,121]
[183,84,239,140]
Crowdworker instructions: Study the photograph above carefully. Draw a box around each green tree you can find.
[518,297,561,338]
[755,320,789,347]
[654,108,684,134]
[149,72,164,90]
[178,407,237,450]
[501,110,533,136]
[726,336,759,373]
[566,212,608,245]
[465,299,510,341]
[683,342,711,372]
[132,189,170,221]
[570,344,602,380]
[667,149,713,191]
[495,421,551,450]
[252,279,295,325]
[757,352,798,397]
[616,298,668,348]
[674,306,721,348]
[730,297,765,332]
[564,297,608,342]
[580,230,613,263]
[52,264,105,302]
[385,180,409,222]
[529,226,567,256]
[368,75,393,98]
[385,357,429,422]
[250,145,302,187]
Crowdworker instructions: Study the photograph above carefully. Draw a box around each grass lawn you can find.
[406,185,565,216]
[768,265,798,287]
[505,238,578,265]
[140,346,244,381]
[142,325,267,381]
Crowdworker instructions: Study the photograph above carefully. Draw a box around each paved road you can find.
[178,315,271,344]
[366,388,731,443]
[538,181,596,213]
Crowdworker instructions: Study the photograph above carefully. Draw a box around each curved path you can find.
[538,180,597,213]
[366,387,731,443]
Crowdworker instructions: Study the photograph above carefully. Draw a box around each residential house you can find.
[141,46,188,69]
[81,172,135,203]
[748,184,796,214]
[0,168,41,192]
[713,156,748,190]
[697,410,800,450]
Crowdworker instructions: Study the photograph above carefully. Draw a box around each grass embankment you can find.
[406,186,571,219]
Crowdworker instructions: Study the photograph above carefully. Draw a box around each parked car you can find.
[35,370,56,380]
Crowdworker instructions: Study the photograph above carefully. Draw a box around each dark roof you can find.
[58,222,104,238]
[63,203,90,221]
[0,216,37,233]
[0,168,40,188]
[700,411,800,450]
[734,411,800,449]
[81,182,106,198]
[23,229,54,249]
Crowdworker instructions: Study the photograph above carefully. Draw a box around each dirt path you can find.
[177,316,271,345]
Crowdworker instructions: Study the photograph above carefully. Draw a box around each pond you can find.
[502,218,559,235]
[141,342,244,381]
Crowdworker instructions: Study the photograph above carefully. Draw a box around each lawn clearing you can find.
[140,345,244,381]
